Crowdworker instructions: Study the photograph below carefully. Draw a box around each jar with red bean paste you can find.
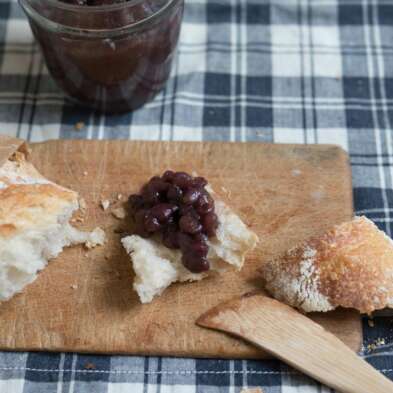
[19,0,184,113]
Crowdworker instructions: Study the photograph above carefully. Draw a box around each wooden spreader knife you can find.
[196,292,393,393]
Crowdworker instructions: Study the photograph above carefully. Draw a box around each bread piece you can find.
[0,152,105,302]
[260,216,393,314]
[122,199,258,303]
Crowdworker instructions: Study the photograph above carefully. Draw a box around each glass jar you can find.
[19,0,184,113]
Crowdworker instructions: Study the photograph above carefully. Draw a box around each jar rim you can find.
[19,0,179,37]
[35,0,145,12]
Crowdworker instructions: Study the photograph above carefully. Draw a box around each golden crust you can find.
[261,216,393,314]
[0,153,47,186]
[0,154,78,237]
[0,184,77,237]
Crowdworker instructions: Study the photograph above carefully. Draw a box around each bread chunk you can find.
[0,153,105,301]
[261,216,393,314]
[122,199,258,303]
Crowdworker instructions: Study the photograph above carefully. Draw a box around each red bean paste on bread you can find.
[128,171,219,273]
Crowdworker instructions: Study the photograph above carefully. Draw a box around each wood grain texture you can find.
[197,293,393,393]
[0,140,361,358]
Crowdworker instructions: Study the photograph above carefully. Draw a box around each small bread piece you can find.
[0,152,105,302]
[260,216,393,314]
[122,199,258,303]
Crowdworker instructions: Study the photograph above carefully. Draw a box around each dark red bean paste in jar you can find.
[128,171,219,273]
[21,0,184,113]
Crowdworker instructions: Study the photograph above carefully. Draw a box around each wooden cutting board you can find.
[0,140,361,358]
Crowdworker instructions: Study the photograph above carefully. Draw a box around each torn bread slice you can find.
[260,216,393,314]
[121,198,258,303]
[0,151,105,302]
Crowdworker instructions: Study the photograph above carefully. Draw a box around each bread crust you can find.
[0,147,104,302]
[0,154,78,237]
[261,216,393,314]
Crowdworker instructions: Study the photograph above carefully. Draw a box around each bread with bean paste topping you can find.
[122,198,258,304]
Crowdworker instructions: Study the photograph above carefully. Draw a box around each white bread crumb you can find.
[101,200,110,211]
[84,227,106,249]
[79,198,87,211]
[112,207,126,219]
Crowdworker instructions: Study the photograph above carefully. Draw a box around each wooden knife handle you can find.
[197,293,393,393]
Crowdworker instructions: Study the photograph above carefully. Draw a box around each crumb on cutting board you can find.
[79,198,87,211]
[101,199,110,211]
[85,227,106,249]
[70,284,78,290]
[75,122,85,131]
[112,207,126,219]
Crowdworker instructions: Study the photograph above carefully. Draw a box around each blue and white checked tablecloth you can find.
[1,0,393,391]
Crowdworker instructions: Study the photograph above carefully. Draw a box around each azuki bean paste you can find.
[128,171,219,273]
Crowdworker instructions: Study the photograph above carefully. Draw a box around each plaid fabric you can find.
[0,0,393,391]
